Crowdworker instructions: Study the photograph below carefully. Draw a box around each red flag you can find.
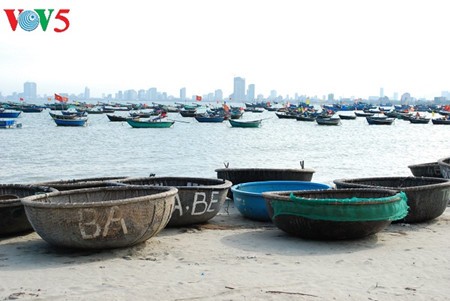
[54,93,69,103]
[19,97,24,101]
[196,95,202,101]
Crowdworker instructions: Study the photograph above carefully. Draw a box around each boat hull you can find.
[127,119,174,128]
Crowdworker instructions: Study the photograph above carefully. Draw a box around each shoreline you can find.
[1,200,449,300]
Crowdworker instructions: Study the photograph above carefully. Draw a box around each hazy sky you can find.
[1,0,449,99]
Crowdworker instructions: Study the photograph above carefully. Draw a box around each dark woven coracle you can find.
[263,188,404,240]
[33,176,129,191]
[215,168,315,199]
[0,184,57,236]
[408,162,442,178]
[114,177,232,226]
[333,177,450,223]
[438,157,450,179]
[21,186,177,249]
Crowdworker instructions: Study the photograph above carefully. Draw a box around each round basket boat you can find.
[333,177,450,223]
[263,188,408,240]
[216,167,315,199]
[21,186,178,249]
[114,177,232,227]
[408,162,442,178]
[33,176,129,191]
[437,157,450,179]
[0,184,57,236]
[231,181,331,222]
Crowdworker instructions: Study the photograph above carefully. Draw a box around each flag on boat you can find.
[19,97,24,101]
[54,93,68,102]
[196,95,202,101]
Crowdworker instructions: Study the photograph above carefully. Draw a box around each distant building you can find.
[23,81,37,101]
[441,91,450,100]
[214,89,223,101]
[180,87,186,101]
[247,84,255,101]
[327,93,334,102]
[393,92,399,101]
[83,87,90,100]
[233,77,246,102]
[380,87,384,98]
[147,88,157,101]
[400,92,411,104]
[269,90,277,100]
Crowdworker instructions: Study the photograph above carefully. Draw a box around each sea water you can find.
[1,107,449,186]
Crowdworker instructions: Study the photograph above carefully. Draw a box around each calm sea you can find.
[1,105,449,186]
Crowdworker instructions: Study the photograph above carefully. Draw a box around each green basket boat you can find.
[127,119,174,128]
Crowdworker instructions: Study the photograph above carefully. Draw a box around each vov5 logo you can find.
[4,9,70,32]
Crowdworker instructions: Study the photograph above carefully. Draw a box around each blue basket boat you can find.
[231,180,331,221]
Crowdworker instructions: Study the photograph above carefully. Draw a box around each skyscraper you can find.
[180,87,186,101]
[23,82,37,100]
[380,87,384,98]
[84,87,90,100]
[233,77,246,102]
[247,84,255,101]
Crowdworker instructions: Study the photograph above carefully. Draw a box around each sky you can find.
[1,0,449,100]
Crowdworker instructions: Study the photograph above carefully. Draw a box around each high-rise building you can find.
[247,84,255,101]
[215,89,223,101]
[180,87,186,101]
[270,90,277,100]
[23,82,37,100]
[233,77,246,102]
[84,87,90,100]
[380,87,384,98]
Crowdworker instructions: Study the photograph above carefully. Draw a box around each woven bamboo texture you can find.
[0,184,56,236]
[114,177,232,226]
[34,176,129,191]
[333,176,450,223]
[21,186,177,249]
[438,157,450,179]
[263,188,402,240]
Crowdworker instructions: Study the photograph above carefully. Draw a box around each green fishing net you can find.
[270,192,409,221]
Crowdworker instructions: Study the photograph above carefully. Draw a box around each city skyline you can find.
[3,77,450,104]
[1,1,449,100]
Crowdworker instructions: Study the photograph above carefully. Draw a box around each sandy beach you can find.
[1,200,449,301]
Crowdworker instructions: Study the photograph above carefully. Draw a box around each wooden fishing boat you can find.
[179,109,197,117]
[338,113,357,120]
[126,118,174,128]
[296,113,316,122]
[53,117,87,127]
[49,112,78,120]
[409,116,430,124]
[432,118,450,125]
[316,116,341,125]
[228,119,262,128]
[194,114,224,123]
[0,109,21,118]
[106,114,131,122]
[366,116,394,125]
[0,119,22,129]
[354,111,374,117]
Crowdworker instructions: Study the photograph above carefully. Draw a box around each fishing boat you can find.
[316,116,341,125]
[338,113,357,120]
[409,116,430,124]
[366,116,395,125]
[0,119,22,129]
[49,112,79,120]
[432,118,450,125]
[53,117,88,127]
[228,119,262,128]
[354,111,374,117]
[179,109,197,117]
[106,114,131,122]
[126,118,174,128]
[0,109,21,118]
[194,114,224,123]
